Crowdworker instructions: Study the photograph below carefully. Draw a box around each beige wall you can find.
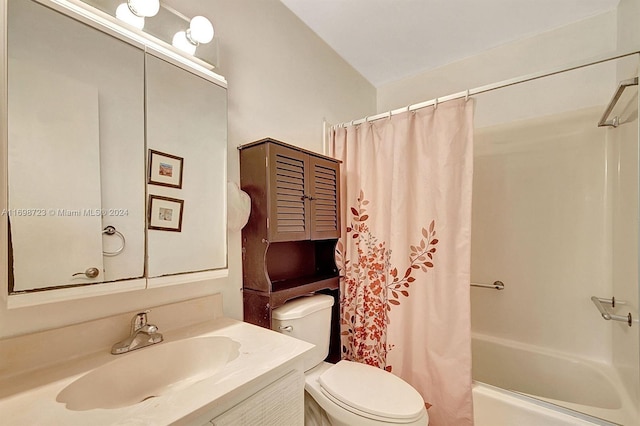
[377,10,618,114]
[618,0,640,53]
[0,0,375,338]
[167,0,376,319]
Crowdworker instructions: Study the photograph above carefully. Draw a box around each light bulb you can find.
[188,16,214,44]
[172,31,197,55]
[116,3,144,29]
[127,0,160,18]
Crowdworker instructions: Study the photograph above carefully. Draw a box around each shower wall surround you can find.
[470,55,639,424]
[609,94,640,404]
[472,107,613,360]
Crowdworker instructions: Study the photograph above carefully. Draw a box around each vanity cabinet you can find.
[239,139,341,360]
[210,370,304,425]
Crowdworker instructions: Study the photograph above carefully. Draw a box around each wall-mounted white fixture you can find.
[115,0,159,29]
[187,16,214,44]
[172,16,214,55]
[115,2,144,29]
[66,0,220,70]
[127,0,159,18]
[172,31,197,55]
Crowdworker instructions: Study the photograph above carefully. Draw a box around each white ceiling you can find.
[280,0,620,87]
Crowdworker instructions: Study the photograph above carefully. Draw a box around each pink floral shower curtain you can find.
[329,98,475,426]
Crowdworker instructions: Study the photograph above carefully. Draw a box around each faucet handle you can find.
[144,324,158,334]
[130,310,151,334]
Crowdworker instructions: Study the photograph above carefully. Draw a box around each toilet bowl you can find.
[272,294,428,426]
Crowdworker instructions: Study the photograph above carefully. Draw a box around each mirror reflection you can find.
[145,53,227,278]
[7,0,228,295]
[8,0,145,292]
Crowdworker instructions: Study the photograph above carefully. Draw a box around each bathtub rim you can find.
[472,331,617,367]
[472,331,623,408]
[472,331,639,424]
[472,381,621,426]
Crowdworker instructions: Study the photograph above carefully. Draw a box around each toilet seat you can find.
[318,361,426,423]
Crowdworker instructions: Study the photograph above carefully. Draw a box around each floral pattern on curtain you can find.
[336,190,439,370]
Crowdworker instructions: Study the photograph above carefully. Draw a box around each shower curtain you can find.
[329,98,475,426]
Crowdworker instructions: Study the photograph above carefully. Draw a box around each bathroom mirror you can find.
[7,0,146,292]
[5,0,228,296]
[145,53,227,278]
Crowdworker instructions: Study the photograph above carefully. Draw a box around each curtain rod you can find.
[334,50,640,128]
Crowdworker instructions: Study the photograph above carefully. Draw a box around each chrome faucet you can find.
[111,310,163,355]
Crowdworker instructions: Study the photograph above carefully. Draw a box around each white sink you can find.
[57,336,239,411]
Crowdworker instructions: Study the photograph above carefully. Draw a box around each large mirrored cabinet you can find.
[2,0,228,306]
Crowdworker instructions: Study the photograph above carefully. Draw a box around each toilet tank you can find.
[272,294,334,371]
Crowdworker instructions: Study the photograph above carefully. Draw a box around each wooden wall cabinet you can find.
[240,138,341,360]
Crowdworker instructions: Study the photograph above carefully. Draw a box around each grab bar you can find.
[591,296,634,327]
[471,281,504,290]
[598,77,638,127]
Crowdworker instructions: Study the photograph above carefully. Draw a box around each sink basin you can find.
[57,336,239,411]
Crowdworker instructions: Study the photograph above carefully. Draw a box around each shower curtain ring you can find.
[465,90,470,102]
[434,98,438,109]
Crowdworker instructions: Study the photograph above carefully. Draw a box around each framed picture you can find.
[148,149,184,188]
[148,195,184,232]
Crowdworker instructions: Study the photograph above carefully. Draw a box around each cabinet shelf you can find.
[270,274,339,307]
[240,138,342,361]
[271,273,339,291]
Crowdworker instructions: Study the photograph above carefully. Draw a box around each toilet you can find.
[272,294,429,426]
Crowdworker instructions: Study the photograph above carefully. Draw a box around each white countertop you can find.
[0,317,313,425]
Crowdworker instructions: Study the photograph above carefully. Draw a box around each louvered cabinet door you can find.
[268,144,310,241]
[309,156,340,240]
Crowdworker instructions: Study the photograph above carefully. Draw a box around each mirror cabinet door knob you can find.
[72,267,100,279]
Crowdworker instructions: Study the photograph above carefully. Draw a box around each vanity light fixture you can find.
[127,0,160,18]
[172,31,197,55]
[172,16,214,55]
[46,0,225,85]
[116,3,144,29]
[187,16,215,44]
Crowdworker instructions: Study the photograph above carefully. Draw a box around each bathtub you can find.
[472,333,638,425]
[473,383,606,426]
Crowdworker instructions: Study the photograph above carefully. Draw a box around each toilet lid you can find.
[318,360,425,421]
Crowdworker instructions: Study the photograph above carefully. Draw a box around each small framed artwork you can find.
[148,149,184,189]
[148,195,184,232]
